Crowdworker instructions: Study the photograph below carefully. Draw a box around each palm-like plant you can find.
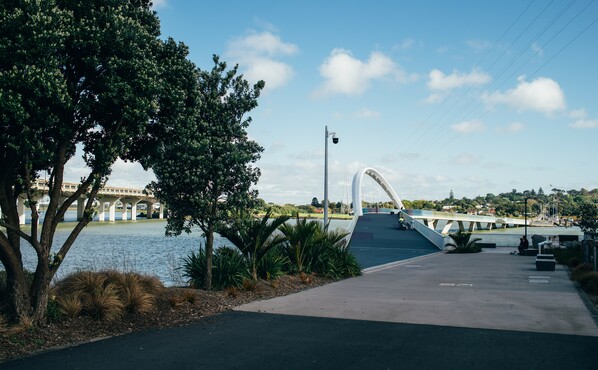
[279,218,320,273]
[217,210,290,281]
[445,231,482,253]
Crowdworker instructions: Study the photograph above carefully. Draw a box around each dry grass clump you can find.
[56,294,82,318]
[52,270,165,321]
[226,286,238,297]
[242,279,257,291]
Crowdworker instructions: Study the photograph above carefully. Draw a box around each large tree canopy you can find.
[149,55,265,289]
[0,0,192,325]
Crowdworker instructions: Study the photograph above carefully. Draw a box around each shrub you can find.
[52,270,163,320]
[183,246,250,290]
[546,245,582,265]
[242,278,257,291]
[256,248,289,280]
[318,244,362,279]
[568,257,581,269]
[46,297,63,323]
[571,264,593,281]
[56,294,82,318]
[446,231,482,253]
[576,271,598,293]
[102,271,155,315]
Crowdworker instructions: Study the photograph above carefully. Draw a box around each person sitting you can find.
[517,236,529,255]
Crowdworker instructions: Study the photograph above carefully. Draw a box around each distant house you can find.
[314,208,324,214]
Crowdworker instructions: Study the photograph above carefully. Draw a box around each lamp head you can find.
[332,134,339,144]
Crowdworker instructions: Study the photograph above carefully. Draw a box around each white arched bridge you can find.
[348,167,529,251]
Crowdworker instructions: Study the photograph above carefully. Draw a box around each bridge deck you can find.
[349,213,439,268]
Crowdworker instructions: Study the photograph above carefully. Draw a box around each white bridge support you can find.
[352,167,404,217]
[16,180,163,225]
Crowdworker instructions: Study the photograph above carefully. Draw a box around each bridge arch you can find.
[352,167,404,216]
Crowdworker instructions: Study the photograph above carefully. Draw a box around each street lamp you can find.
[324,125,338,227]
[524,196,529,240]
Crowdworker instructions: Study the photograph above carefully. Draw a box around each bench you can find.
[536,254,556,271]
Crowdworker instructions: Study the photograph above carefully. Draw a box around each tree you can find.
[311,197,320,208]
[0,0,183,325]
[149,55,264,289]
[578,202,598,236]
[217,210,289,281]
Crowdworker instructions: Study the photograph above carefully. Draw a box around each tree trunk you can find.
[252,258,257,281]
[4,264,32,325]
[30,253,52,324]
[204,226,213,290]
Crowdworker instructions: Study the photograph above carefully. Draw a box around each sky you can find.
[65,0,598,205]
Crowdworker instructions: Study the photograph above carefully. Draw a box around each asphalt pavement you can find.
[3,228,598,369]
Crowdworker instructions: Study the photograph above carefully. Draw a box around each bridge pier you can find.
[18,196,26,225]
[77,198,86,221]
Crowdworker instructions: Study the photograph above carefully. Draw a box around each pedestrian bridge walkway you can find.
[348,167,529,252]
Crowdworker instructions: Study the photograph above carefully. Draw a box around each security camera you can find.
[332,135,339,144]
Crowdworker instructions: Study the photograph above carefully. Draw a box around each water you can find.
[469,226,583,247]
[7,216,351,287]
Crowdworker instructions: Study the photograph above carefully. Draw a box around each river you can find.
[5,212,582,286]
[10,213,351,287]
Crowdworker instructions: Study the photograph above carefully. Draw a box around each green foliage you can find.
[446,231,482,253]
[183,247,250,290]
[279,219,361,278]
[256,248,289,280]
[217,210,289,280]
[0,0,192,324]
[279,218,321,273]
[545,245,582,265]
[46,298,63,323]
[578,202,598,235]
[149,55,265,289]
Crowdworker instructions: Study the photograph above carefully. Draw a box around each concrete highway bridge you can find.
[347,167,530,255]
[16,180,162,225]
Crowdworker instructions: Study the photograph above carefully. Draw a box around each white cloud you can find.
[454,154,480,166]
[425,69,491,103]
[353,109,381,119]
[569,119,598,129]
[226,31,298,91]
[482,76,566,116]
[427,69,491,91]
[312,49,415,98]
[394,38,416,51]
[496,122,524,133]
[466,39,492,53]
[436,45,450,54]
[451,119,485,133]
[531,42,543,57]
[151,0,167,9]
[569,108,587,119]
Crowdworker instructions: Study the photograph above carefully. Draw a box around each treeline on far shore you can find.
[258,187,598,220]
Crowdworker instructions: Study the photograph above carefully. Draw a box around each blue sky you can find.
[68,0,598,205]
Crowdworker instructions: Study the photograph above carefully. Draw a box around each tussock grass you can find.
[56,294,82,318]
[52,270,164,321]
[81,284,124,321]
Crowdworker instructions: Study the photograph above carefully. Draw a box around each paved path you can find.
[3,249,598,369]
[238,252,598,336]
[349,213,439,268]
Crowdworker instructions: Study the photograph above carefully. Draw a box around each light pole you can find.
[524,197,529,240]
[324,125,338,227]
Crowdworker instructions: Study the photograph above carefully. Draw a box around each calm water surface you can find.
[13,216,351,286]
[7,213,581,286]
